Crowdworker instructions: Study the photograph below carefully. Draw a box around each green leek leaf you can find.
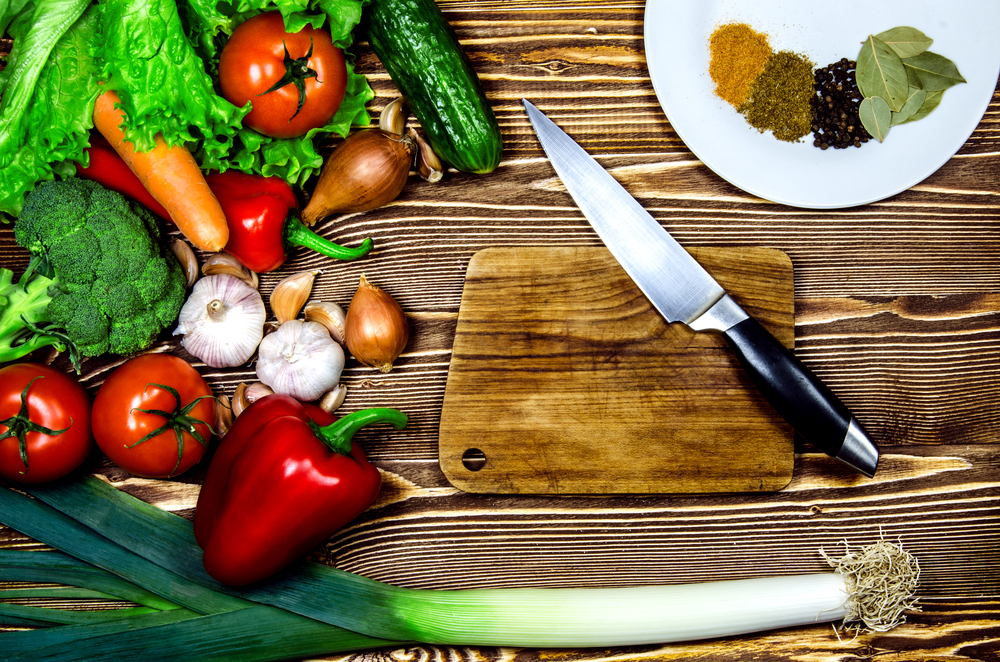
[4,605,395,662]
[0,601,162,626]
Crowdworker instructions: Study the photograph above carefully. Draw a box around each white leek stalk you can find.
[384,573,851,646]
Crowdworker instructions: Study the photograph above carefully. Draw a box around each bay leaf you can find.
[891,87,926,125]
[903,51,966,91]
[857,35,909,111]
[897,89,944,124]
[859,96,892,142]
[874,26,933,58]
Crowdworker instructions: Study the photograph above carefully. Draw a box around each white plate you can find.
[643,0,1000,209]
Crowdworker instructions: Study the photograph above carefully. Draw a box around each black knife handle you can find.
[691,295,879,476]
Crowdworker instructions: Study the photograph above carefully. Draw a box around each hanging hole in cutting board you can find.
[462,448,487,471]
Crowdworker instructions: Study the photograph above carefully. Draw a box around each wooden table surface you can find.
[2,1,999,659]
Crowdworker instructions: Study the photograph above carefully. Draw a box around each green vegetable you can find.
[361,0,502,174]
[0,0,100,217]
[0,179,186,369]
[0,476,920,658]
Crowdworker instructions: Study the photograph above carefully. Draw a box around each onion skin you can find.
[301,129,416,226]
[345,275,409,373]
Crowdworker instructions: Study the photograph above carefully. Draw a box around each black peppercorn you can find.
[810,58,870,150]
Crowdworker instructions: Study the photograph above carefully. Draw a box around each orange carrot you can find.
[92,90,229,253]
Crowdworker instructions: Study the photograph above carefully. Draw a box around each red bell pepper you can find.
[193,394,406,586]
[75,133,171,220]
[205,170,373,273]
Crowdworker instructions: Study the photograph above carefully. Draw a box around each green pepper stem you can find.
[310,408,407,455]
[284,218,373,261]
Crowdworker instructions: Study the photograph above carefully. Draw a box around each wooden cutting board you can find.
[438,246,796,494]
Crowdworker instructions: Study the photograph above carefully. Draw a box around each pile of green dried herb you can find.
[737,50,815,143]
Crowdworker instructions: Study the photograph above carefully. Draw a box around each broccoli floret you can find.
[2,178,188,369]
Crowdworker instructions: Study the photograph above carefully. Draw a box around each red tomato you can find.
[0,363,93,483]
[92,354,215,479]
[219,12,348,139]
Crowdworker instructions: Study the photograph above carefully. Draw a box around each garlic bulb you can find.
[174,275,266,368]
[255,319,345,402]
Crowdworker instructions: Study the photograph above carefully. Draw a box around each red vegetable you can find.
[207,170,372,273]
[91,354,215,479]
[218,11,348,139]
[0,363,93,483]
[76,133,171,220]
[193,394,406,586]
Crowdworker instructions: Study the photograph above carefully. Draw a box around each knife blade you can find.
[523,99,879,477]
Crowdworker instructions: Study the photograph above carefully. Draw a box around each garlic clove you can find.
[173,274,267,368]
[169,238,200,288]
[270,270,319,324]
[231,382,249,418]
[304,300,347,345]
[318,383,348,413]
[379,97,408,136]
[408,128,444,183]
[256,319,346,402]
[215,394,234,437]
[345,274,409,373]
[232,381,275,417]
[245,382,274,404]
[203,252,259,289]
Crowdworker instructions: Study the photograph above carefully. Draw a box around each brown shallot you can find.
[345,274,409,373]
[301,129,416,226]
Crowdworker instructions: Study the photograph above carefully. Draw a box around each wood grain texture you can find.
[439,246,795,494]
[2,1,999,660]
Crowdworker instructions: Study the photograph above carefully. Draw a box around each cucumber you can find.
[361,0,502,174]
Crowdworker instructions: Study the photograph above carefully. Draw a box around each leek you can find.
[3,477,920,653]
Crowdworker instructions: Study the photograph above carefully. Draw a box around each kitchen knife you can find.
[523,99,879,477]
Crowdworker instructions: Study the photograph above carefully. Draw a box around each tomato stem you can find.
[0,377,71,473]
[128,383,214,477]
[257,38,318,122]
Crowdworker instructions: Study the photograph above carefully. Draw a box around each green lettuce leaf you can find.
[0,0,99,216]
[97,0,249,171]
